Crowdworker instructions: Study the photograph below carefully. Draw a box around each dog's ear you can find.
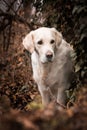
[51,28,62,47]
[22,31,34,53]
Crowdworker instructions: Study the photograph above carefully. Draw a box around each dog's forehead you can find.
[33,27,55,40]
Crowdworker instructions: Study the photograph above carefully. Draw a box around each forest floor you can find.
[0,22,87,130]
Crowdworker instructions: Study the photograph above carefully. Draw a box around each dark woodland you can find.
[0,0,87,130]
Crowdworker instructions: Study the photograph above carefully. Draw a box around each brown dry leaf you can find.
[66,109,74,117]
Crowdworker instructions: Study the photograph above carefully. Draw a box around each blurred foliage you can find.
[0,1,87,130]
[72,0,87,85]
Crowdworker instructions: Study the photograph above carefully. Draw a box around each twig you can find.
[3,0,18,15]
[0,12,35,31]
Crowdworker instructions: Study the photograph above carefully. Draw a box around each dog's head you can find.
[22,27,62,63]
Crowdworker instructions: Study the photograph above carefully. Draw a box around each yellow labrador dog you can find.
[22,27,74,107]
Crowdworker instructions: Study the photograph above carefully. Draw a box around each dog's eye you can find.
[50,39,55,44]
[37,40,43,45]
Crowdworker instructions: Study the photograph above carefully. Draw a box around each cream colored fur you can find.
[22,27,74,107]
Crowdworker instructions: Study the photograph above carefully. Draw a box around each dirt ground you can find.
[0,22,87,130]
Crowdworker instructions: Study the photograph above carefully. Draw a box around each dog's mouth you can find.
[41,61,53,65]
[41,58,54,64]
[47,58,53,62]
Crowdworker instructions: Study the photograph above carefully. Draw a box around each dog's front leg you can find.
[38,85,51,106]
[57,87,67,106]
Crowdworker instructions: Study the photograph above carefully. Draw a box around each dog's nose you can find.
[46,51,53,60]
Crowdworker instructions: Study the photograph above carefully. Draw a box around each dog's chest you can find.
[43,63,62,87]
